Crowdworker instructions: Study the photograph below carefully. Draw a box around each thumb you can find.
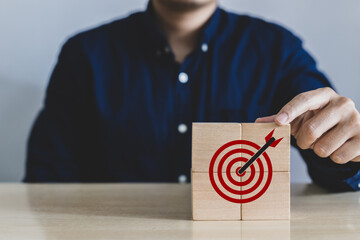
[255,115,276,123]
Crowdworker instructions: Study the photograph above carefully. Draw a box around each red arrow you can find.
[238,128,283,175]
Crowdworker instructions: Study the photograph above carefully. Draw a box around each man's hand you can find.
[256,87,360,164]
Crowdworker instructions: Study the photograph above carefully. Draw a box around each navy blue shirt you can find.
[25,4,360,191]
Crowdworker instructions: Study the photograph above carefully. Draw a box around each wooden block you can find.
[241,123,290,172]
[241,172,290,220]
[191,122,290,221]
[192,123,241,172]
[192,171,241,220]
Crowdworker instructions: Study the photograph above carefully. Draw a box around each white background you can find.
[0,0,359,182]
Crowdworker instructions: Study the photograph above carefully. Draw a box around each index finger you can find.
[275,87,336,125]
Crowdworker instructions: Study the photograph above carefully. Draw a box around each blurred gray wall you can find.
[0,0,359,182]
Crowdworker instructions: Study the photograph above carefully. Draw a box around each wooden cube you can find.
[192,123,242,172]
[241,123,290,172]
[191,122,290,221]
[192,171,241,220]
[241,172,290,220]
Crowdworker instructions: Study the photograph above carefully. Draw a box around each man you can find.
[25,0,360,191]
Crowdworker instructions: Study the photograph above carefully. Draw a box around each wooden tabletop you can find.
[0,183,359,239]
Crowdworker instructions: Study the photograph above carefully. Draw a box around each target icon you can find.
[209,129,283,204]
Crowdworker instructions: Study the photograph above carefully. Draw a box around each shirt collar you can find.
[141,1,223,56]
[141,2,169,55]
[199,6,222,45]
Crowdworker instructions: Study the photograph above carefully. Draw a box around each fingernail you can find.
[276,113,288,124]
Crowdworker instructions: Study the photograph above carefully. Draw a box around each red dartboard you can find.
[209,140,273,204]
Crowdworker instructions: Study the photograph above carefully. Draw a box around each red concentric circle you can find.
[209,140,273,204]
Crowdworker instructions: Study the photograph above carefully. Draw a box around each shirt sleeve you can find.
[24,37,101,182]
[271,30,360,192]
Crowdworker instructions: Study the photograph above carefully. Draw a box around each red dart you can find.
[238,129,283,175]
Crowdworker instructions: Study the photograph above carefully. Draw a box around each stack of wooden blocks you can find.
[191,122,290,220]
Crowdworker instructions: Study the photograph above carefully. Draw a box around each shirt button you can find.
[164,46,170,53]
[178,72,188,84]
[201,43,208,52]
[178,123,188,134]
[178,174,187,183]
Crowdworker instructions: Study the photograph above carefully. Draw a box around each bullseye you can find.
[236,167,245,177]
[209,139,273,204]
